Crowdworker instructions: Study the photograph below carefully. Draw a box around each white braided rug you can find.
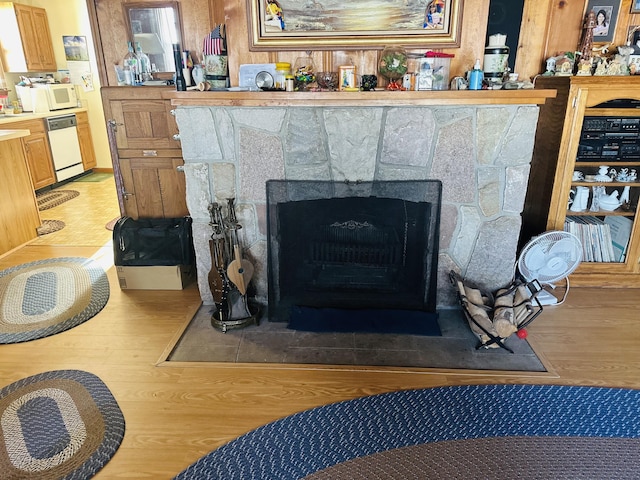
[0,370,125,478]
[0,258,109,344]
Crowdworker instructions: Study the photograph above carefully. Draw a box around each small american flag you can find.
[203,24,225,55]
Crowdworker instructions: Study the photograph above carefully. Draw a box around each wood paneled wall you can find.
[91,0,640,87]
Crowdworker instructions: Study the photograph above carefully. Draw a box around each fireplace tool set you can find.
[208,200,258,332]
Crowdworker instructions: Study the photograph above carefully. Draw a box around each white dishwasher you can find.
[46,114,84,182]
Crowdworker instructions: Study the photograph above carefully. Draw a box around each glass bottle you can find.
[123,41,140,85]
[275,62,291,90]
[135,42,152,82]
[173,44,187,91]
[293,55,315,91]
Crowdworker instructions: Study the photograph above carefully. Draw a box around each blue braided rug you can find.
[0,257,109,343]
[0,370,125,479]
[175,384,640,479]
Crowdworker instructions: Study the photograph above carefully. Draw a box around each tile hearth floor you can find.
[168,307,545,372]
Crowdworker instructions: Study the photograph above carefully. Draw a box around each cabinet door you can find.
[30,7,56,71]
[24,133,56,189]
[76,112,97,170]
[118,155,188,219]
[14,4,42,71]
[107,98,180,150]
[12,4,55,72]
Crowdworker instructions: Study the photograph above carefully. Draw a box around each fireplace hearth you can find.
[267,180,442,324]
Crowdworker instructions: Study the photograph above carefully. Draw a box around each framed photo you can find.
[338,65,357,90]
[63,36,90,62]
[586,1,621,43]
[632,1,640,13]
[248,0,463,51]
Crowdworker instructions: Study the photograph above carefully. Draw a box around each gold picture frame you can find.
[338,65,357,90]
[248,0,463,51]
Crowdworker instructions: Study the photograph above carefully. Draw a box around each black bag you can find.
[113,217,194,266]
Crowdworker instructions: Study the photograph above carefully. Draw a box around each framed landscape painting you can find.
[248,0,463,50]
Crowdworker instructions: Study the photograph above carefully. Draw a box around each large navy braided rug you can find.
[0,370,125,479]
[175,384,640,479]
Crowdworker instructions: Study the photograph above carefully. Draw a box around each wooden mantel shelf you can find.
[165,89,557,108]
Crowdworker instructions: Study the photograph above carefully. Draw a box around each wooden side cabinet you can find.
[76,111,97,170]
[0,132,41,255]
[101,87,188,219]
[0,3,56,72]
[0,119,56,190]
[544,77,640,287]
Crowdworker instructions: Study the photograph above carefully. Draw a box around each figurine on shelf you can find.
[595,165,613,182]
[544,57,556,75]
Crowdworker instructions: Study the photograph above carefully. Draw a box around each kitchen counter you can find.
[0,129,41,255]
[0,129,30,141]
[0,107,88,125]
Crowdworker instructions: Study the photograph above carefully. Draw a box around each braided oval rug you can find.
[0,258,109,344]
[174,384,640,479]
[0,370,124,479]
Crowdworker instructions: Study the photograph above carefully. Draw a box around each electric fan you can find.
[518,231,583,305]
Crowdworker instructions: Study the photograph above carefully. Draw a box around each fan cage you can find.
[518,231,582,284]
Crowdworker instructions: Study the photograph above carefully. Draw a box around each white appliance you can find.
[46,114,84,182]
[238,64,276,89]
[16,86,51,113]
[34,83,77,110]
[518,231,583,305]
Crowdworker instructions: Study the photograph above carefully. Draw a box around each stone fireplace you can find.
[171,91,549,310]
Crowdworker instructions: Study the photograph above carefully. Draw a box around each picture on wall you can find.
[248,0,463,50]
[63,36,90,62]
[586,1,620,43]
[632,1,640,13]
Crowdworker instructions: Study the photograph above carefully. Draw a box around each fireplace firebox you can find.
[267,180,442,324]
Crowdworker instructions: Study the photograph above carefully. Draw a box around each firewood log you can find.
[514,285,534,325]
[493,288,517,338]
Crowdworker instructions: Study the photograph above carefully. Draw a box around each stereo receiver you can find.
[577,117,640,161]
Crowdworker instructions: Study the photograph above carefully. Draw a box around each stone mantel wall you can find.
[174,102,541,309]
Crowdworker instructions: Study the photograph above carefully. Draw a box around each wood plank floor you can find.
[1,176,639,478]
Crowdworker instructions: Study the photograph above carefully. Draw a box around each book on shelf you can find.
[564,215,616,263]
[604,216,633,262]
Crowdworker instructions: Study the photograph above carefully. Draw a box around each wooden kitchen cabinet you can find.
[0,119,56,190]
[76,111,97,170]
[101,87,188,219]
[0,2,57,72]
[0,131,41,255]
[542,77,640,287]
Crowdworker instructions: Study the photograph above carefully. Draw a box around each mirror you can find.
[124,2,183,73]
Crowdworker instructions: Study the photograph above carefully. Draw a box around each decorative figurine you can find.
[576,11,596,75]
[544,57,556,75]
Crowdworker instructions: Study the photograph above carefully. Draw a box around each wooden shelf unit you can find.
[543,77,640,286]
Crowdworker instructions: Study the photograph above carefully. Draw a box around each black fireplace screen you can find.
[266,180,442,322]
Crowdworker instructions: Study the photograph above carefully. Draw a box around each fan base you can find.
[536,289,559,305]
